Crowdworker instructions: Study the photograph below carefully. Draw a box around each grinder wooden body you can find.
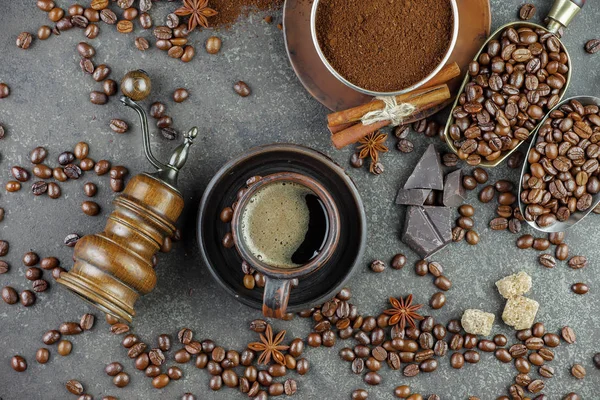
[58,174,183,322]
[57,70,197,322]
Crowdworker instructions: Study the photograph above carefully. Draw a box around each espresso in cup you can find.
[240,180,329,269]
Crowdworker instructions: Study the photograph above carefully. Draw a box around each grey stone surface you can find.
[0,0,599,399]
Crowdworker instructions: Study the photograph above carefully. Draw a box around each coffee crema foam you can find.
[241,181,312,268]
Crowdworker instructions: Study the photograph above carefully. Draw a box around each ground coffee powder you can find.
[316,0,454,92]
[211,0,284,28]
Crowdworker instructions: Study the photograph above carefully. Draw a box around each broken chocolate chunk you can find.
[443,169,466,207]
[403,144,444,190]
[395,189,432,206]
[401,206,452,259]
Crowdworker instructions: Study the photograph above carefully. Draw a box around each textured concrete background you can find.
[0,0,599,399]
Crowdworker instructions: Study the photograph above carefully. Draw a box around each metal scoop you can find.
[518,95,600,233]
[442,0,585,168]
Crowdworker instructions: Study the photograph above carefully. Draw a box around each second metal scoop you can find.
[442,0,585,168]
[518,95,600,233]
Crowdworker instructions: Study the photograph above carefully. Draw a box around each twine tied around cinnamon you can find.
[360,96,416,127]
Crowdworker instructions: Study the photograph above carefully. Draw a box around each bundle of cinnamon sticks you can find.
[328,62,461,149]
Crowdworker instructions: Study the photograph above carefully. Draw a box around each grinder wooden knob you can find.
[120,70,151,101]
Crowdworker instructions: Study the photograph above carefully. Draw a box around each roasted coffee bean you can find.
[352,389,368,400]
[403,364,419,377]
[134,36,150,51]
[66,380,85,395]
[30,147,48,164]
[479,185,495,203]
[81,201,100,216]
[11,355,27,372]
[585,39,600,54]
[458,204,475,217]
[173,88,189,103]
[22,251,39,267]
[516,234,534,249]
[90,91,108,105]
[6,181,21,192]
[370,259,385,273]
[51,267,65,279]
[571,364,586,379]
[434,276,452,291]
[180,45,196,62]
[31,181,48,196]
[20,290,36,306]
[110,119,128,133]
[427,263,443,278]
[25,267,42,281]
[128,343,147,358]
[77,42,95,58]
[495,348,512,363]
[397,139,414,153]
[539,253,557,268]
[108,361,129,377]
[390,254,407,270]
[0,261,9,274]
[57,340,72,356]
[463,175,478,190]
[509,344,528,358]
[450,352,465,369]
[568,255,587,269]
[233,81,251,97]
[110,166,128,179]
[103,79,117,96]
[2,286,18,304]
[32,279,48,292]
[430,292,446,309]
[34,347,50,364]
[42,330,61,345]
[0,83,9,99]
[465,230,479,245]
[33,164,52,179]
[152,374,170,389]
[519,3,536,20]
[16,32,33,49]
[571,282,589,294]
[11,166,30,182]
[60,322,83,335]
[533,238,550,250]
[94,160,111,175]
[515,356,531,373]
[150,102,166,119]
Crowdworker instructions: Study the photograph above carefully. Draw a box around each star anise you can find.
[247,324,289,365]
[383,294,424,331]
[175,0,218,31]
[357,131,388,163]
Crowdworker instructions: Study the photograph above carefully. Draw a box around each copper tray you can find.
[283,0,492,113]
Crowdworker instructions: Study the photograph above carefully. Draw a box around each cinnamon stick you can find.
[327,62,460,128]
[331,84,451,150]
[328,121,357,135]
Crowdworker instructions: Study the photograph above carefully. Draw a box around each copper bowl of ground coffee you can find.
[311,0,459,96]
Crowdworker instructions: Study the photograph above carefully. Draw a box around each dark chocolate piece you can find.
[395,189,432,206]
[401,206,452,259]
[443,169,466,207]
[403,144,444,190]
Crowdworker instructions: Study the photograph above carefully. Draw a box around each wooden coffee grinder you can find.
[58,70,197,322]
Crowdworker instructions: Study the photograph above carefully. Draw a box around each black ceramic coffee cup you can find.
[230,172,341,319]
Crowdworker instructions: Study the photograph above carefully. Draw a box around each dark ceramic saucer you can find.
[197,144,366,312]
